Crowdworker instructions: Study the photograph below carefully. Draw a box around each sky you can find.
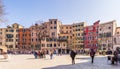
[1,0,120,28]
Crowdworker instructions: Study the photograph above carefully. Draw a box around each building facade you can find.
[18,28,31,50]
[72,22,86,49]
[4,23,23,50]
[113,27,120,50]
[98,20,117,51]
[84,21,99,51]
[59,25,72,49]
[0,28,6,46]
[0,19,120,52]
[30,19,63,50]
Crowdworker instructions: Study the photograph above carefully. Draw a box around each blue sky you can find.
[1,0,120,27]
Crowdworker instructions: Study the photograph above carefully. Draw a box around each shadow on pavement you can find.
[0,58,6,60]
[42,56,120,69]
[76,57,90,59]
[0,60,8,62]
[26,58,50,60]
[26,58,36,60]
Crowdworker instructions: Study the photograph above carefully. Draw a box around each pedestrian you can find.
[90,49,95,63]
[33,50,38,59]
[43,50,46,58]
[49,50,53,59]
[40,50,43,58]
[70,49,77,65]
[112,50,118,64]
[37,50,40,58]
[58,48,61,56]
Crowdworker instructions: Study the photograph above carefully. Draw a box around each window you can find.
[50,44,52,47]
[54,26,56,29]
[47,44,49,47]
[0,42,2,45]
[117,32,119,34]
[78,33,80,36]
[9,45,13,48]
[63,44,65,46]
[36,38,37,42]
[114,38,116,44]
[10,29,14,32]
[6,34,13,38]
[61,31,64,33]
[22,29,26,32]
[32,39,33,42]
[81,24,83,26]
[66,31,68,34]
[73,34,74,36]
[16,39,18,42]
[42,44,45,47]
[51,21,52,24]
[16,29,19,32]
[66,27,68,29]
[25,34,27,36]
[29,34,31,36]
[67,36,69,38]
[52,32,55,36]
[15,45,18,48]
[0,29,2,31]
[108,27,111,29]
[106,32,111,37]
[51,27,53,29]
[22,34,24,36]
[6,29,8,32]
[32,33,33,36]
[54,44,56,47]
[54,21,57,24]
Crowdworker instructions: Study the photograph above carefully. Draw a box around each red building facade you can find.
[84,21,100,50]
[18,28,31,50]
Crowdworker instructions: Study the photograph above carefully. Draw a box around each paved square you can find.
[0,55,120,69]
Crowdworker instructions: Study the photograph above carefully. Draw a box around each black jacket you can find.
[70,50,77,58]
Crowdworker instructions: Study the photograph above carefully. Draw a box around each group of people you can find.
[33,49,54,59]
[33,50,47,59]
[70,47,120,65]
[110,48,120,64]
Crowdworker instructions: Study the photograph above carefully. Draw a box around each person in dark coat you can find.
[33,51,38,59]
[58,48,62,56]
[90,49,95,63]
[112,50,118,64]
[70,49,77,65]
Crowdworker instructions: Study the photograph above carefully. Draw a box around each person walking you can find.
[58,48,62,56]
[70,49,77,65]
[112,50,118,64]
[49,50,53,59]
[33,50,38,59]
[90,49,95,63]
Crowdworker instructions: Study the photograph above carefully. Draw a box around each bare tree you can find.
[0,0,5,23]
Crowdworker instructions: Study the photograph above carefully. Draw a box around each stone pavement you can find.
[0,54,120,69]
